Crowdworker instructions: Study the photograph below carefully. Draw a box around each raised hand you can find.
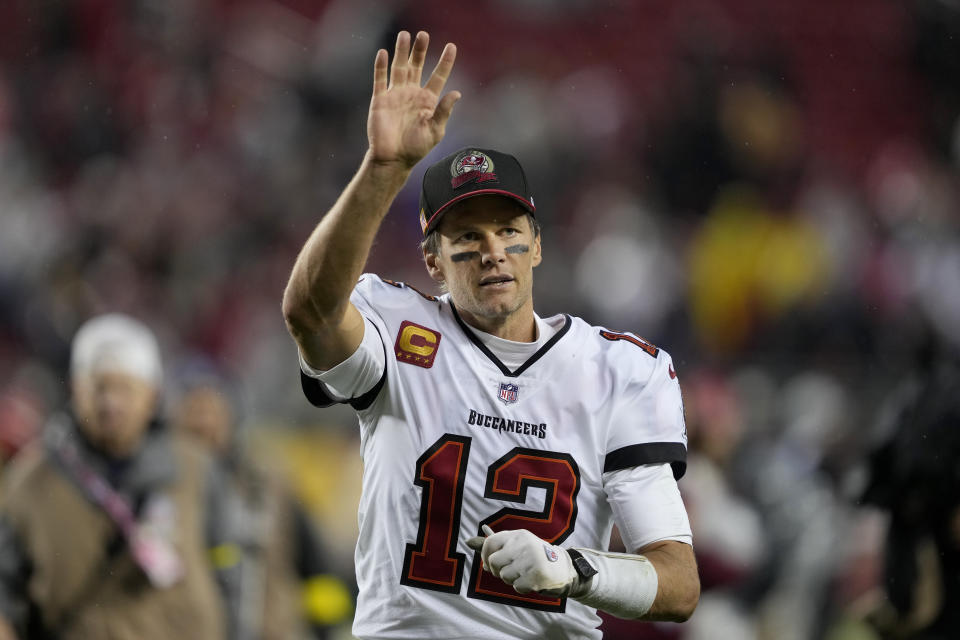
[367,31,460,170]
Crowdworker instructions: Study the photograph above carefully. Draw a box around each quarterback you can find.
[282,31,699,639]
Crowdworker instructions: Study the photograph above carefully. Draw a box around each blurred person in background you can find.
[678,371,768,640]
[0,314,229,640]
[173,365,352,640]
[860,335,960,639]
[282,30,698,639]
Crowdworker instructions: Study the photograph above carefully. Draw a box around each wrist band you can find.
[568,549,659,619]
[567,549,599,582]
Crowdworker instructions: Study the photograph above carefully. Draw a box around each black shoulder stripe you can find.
[349,367,386,411]
[298,322,388,411]
[603,442,687,480]
[300,371,339,408]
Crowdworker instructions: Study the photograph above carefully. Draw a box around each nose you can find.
[479,233,506,266]
[98,386,126,417]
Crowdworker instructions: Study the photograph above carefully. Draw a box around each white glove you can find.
[466,525,577,595]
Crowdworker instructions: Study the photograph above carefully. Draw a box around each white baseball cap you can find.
[70,313,163,385]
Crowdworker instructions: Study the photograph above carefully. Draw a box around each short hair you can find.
[420,212,540,257]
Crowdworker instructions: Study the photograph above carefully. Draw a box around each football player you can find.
[282,30,699,639]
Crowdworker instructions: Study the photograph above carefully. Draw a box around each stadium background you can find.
[0,0,957,638]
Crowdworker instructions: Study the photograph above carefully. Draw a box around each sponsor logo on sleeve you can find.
[394,321,441,368]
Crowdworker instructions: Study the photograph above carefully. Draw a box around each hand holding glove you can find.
[466,525,577,595]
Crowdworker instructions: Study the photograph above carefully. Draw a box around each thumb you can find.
[432,90,461,127]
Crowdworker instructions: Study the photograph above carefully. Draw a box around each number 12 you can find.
[400,434,581,612]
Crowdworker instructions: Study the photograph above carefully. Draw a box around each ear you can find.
[423,248,445,284]
[531,231,543,268]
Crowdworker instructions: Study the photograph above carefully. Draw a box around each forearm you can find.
[473,527,699,623]
[564,541,697,622]
[282,152,411,333]
[635,541,700,621]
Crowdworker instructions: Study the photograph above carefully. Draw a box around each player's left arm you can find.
[632,539,700,621]
[468,345,699,621]
[468,527,698,622]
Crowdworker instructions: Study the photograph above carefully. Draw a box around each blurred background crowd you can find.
[0,0,958,638]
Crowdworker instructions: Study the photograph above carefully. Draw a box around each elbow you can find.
[669,577,700,623]
[281,286,326,341]
[281,287,311,338]
[281,285,344,340]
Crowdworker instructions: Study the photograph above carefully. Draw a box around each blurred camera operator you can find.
[0,314,230,640]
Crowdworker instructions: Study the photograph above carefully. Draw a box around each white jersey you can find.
[299,275,689,640]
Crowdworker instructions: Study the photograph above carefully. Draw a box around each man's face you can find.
[72,370,158,459]
[424,195,542,324]
[174,386,232,454]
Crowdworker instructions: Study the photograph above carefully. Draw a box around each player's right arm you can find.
[282,30,460,369]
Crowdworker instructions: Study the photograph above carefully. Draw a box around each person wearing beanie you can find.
[0,314,229,640]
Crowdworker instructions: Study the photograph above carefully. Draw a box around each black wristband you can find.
[567,549,598,581]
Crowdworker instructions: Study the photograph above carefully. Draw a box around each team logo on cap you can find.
[450,150,498,189]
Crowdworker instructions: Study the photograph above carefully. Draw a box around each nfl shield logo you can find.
[498,382,519,405]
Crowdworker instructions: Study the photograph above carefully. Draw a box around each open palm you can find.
[367,31,460,169]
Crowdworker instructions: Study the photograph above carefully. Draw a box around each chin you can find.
[479,300,522,320]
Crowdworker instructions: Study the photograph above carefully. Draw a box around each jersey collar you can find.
[449,302,572,377]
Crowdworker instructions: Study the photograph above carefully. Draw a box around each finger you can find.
[468,523,494,552]
[431,90,461,129]
[480,539,504,569]
[424,42,457,96]
[409,31,429,85]
[479,530,508,565]
[499,565,522,585]
[390,31,411,87]
[511,576,535,594]
[485,549,514,577]
[465,536,484,552]
[372,49,388,96]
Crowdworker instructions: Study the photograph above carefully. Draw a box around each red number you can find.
[381,277,438,301]
[402,435,581,612]
[400,435,471,593]
[599,329,659,358]
[468,448,580,612]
